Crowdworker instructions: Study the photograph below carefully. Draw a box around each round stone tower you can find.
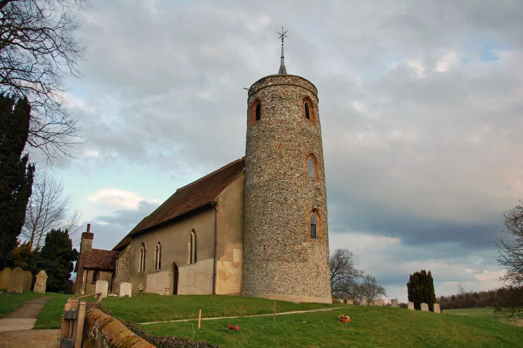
[242,50,331,303]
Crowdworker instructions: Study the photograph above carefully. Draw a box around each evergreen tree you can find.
[38,229,77,292]
[407,270,437,311]
[0,95,35,268]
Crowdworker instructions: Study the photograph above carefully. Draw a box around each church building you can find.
[76,35,332,303]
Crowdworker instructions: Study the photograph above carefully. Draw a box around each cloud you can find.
[88,189,160,211]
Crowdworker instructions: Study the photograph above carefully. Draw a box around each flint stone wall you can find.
[242,75,331,304]
[112,244,131,295]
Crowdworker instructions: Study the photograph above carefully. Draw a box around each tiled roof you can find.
[81,249,119,271]
[113,157,245,251]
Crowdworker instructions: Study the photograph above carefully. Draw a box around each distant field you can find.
[444,306,522,326]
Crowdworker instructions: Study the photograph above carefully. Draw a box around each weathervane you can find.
[277,27,288,74]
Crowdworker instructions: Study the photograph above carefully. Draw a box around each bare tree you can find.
[0,0,84,159]
[330,248,362,298]
[355,274,386,301]
[496,202,523,285]
[22,170,74,249]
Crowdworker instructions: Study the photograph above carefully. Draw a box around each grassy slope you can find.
[142,305,523,348]
[3,293,522,347]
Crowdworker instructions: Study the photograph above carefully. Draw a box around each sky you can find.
[32,0,523,302]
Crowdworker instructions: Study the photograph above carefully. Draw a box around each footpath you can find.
[0,297,59,348]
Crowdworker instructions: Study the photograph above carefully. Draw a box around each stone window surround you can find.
[188,229,197,265]
[306,154,319,180]
[302,96,316,124]
[249,99,262,126]
[306,208,322,241]
[155,241,162,271]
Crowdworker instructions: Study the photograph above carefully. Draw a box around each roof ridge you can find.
[177,157,245,192]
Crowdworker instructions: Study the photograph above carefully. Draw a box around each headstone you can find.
[95,280,109,298]
[433,303,441,313]
[0,267,11,290]
[339,299,344,304]
[119,282,132,297]
[33,270,48,294]
[421,303,429,311]
[360,296,368,306]
[368,300,375,306]
[23,271,32,291]
[375,299,383,307]
[347,299,354,305]
[7,267,24,293]
[391,299,398,308]
[408,302,415,310]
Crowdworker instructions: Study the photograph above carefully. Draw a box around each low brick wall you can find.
[83,307,155,348]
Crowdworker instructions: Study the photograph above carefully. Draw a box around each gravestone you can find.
[0,267,11,290]
[408,302,415,310]
[33,270,48,294]
[433,303,441,313]
[368,300,375,306]
[360,296,368,306]
[421,303,429,311]
[95,280,109,298]
[391,299,398,308]
[23,271,32,291]
[339,299,344,304]
[346,299,354,305]
[375,299,383,307]
[119,282,132,297]
[7,267,24,293]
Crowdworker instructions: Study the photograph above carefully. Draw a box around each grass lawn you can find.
[33,293,73,329]
[141,305,523,348]
[0,291,43,318]
[97,294,345,324]
[445,307,522,326]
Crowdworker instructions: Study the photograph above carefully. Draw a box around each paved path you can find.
[0,297,60,348]
[140,306,343,325]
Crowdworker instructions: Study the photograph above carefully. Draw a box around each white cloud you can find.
[88,188,160,211]
[434,51,458,72]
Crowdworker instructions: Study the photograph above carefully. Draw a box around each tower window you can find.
[139,242,146,272]
[310,213,317,239]
[250,100,262,125]
[307,155,316,179]
[305,102,310,120]
[189,230,197,264]
[155,242,162,270]
[302,97,316,123]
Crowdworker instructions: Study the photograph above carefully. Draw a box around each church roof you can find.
[113,157,245,251]
[78,249,119,271]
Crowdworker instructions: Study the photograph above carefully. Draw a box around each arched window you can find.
[305,101,310,120]
[139,242,146,272]
[303,98,316,123]
[307,156,316,179]
[310,213,317,239]
[155,242,162,270]
[250,100,262,125]
[92,270,100,283]
[189,230,197,264]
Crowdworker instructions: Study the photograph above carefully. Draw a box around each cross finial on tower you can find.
[277,27,288,74]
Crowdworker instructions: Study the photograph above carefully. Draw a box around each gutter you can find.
[212,200,218,295]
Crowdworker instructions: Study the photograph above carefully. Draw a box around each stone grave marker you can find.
[421,303,429,311]
[7,267,24,293]
[23,271,32,291]
[0,267,11,290]
[346,299,354,305]
[391,299,398,308]
[360,296,368,306]
[119,282,132,297]
[433,303,441,313]
[95,280,109,298]
[408,302,415,310]
[33,270,48,294]
[368,299,375,306]
[375,299,383,307]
